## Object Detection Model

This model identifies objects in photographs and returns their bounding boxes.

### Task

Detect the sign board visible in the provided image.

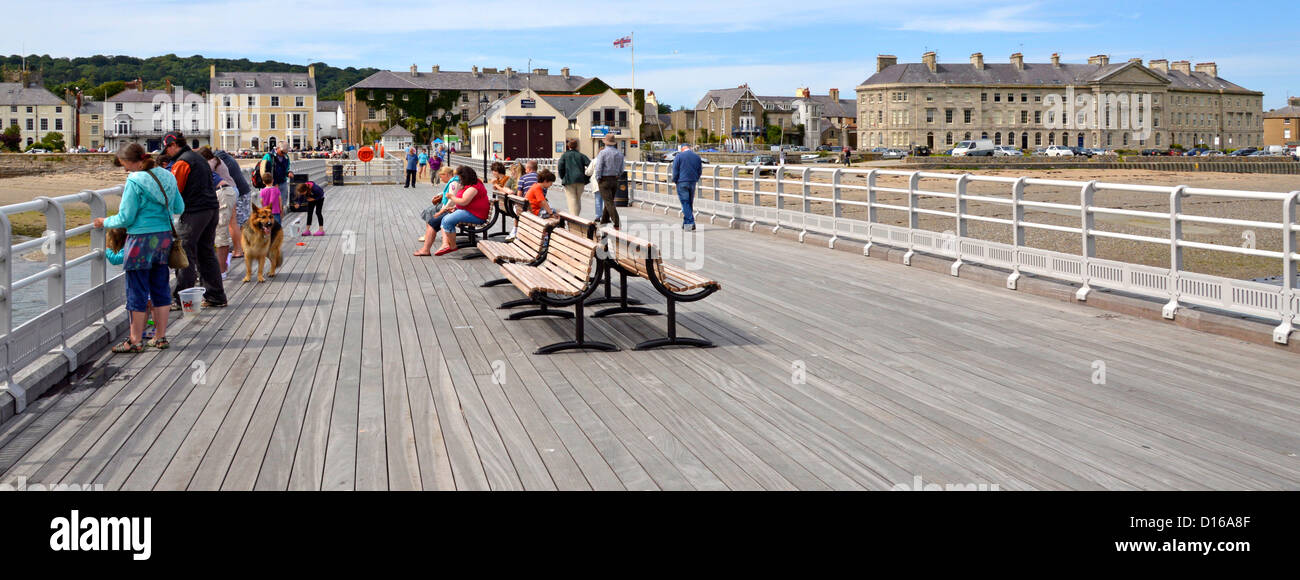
[630,140,639,148]
[521,99,536,109]
[591,125,610,138]
[555,141,564,153]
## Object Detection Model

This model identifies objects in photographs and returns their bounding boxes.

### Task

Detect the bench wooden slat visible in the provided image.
[500,227,598,298]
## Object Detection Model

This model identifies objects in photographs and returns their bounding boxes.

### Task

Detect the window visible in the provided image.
[219,80,234,88]
[295,80,308,88]
[1034,111,1042,124]
[618,110,628,128]
[40,118,47,130]
[1106,133,1113,146]
[1048,133,1055,145]
[192,102,198,111]
[55,118,62,130]
[291,113,303,129]
[26,106,32,113]
[172,103,179,113]
[1034,94,1041,103]
[368,109,376,120]
[994,132,1002,145]
[981,93,988,102]
[946,132,953,145]
[945,109,954,123]
[925,94,934,102]
[91,126,98,135]
[222,96,231,107]
[1035,132,1042,145]
[994,93,1001,102]
[981,132,988,139]
[270,114,277,129]
[926,109,935,124]
[271,96,280,107]
[296,96,304,107]
[1286,129,1293,140]
[115,103,123,112]
[460,93,468,103]
[1021,93,1028,103]
[964,132,971,140]
[401,93,409,102]
[55,106,62,113]
[1123,133,1129,146]
[963,109,972,124]
[245,80,255,88]
[191,119,199,131]
[274,80,284,88]
[1021,110,1029,124]
[171,119,179,130]
[248,96,256,107]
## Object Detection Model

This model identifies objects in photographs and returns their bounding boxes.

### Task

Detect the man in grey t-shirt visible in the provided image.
[588,134,625,229]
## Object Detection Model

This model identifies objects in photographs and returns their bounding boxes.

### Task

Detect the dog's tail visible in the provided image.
[273,249,283,269]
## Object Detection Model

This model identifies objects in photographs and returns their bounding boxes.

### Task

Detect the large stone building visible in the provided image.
[209,65,317,152]
[857,52,1264,151]
[105,84,209,151]
[1,71,73,150]
[1263,97,1300,147]
[344,65,606,147]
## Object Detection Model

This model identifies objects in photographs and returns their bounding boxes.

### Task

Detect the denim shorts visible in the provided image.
[126,264,172,312]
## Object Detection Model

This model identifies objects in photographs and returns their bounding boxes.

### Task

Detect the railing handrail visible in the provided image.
[625,161,1300,344]
[0,185,125,412]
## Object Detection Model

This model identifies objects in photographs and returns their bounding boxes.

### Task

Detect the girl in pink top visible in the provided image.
[259,185,283,224]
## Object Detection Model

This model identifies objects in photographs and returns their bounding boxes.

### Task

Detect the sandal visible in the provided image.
[112,340,145,354]
[434,246,458,256]
[147,337,170,350]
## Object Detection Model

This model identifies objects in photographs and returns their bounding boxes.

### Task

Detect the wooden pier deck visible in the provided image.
[1,184,1297,490]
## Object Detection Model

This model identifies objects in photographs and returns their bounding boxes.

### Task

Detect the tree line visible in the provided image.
[1,54,378,101]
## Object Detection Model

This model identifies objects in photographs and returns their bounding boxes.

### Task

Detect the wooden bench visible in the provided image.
[454,188,502,260]
[478,211,560,289]
[500,228,618,354]
[598,227,721,350]
[553,211,643,308]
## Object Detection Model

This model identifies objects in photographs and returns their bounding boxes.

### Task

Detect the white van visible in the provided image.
[952,138,995,157]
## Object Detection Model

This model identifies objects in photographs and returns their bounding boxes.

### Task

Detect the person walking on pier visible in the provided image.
[557,138,590,215]
[417,148,430,179]
[214,149,251,259]
[670,144,703,231]
[404,147,419,188]
[590,134,624,229]
[263,145,293,210]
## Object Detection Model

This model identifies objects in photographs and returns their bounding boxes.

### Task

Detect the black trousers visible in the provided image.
[305,197,325,226]
[174,208,227,305]
[405,170,417,187]
[597,175,620,229]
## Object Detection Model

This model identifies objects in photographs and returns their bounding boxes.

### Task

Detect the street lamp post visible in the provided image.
[480,95,490,177]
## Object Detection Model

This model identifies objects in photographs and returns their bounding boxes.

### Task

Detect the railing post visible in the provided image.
[38,197,74,373]
[0,211,19,412]
[1274,191,1298,344]
[727,164,738,229]
[951,174,969,276]
[864,169,878,256]
[1163,185,1185,319]
[750,164,762,232]
[709,164,720,225]
[903,172,920,265]
[1076,181,1097,300]
[829,169,842,249]
[1008,177,1027,289]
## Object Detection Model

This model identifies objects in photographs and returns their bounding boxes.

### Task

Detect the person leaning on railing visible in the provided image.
[92,143,186,353]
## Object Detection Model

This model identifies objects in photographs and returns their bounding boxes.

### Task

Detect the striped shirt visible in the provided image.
[516,172,538,196]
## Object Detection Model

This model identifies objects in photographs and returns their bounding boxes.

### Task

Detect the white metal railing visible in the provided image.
[450,154,556,171]
[0,186,125,411]
[626,161,1300,344]
[330,158,402,183]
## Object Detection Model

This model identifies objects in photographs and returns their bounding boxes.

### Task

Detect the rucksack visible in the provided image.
[251,160,267,188]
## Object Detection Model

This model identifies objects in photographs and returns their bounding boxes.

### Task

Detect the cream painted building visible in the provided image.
[209,65,317,152]
[1,79,73,150]
[468,88,641,160]
[857,52,1264,151]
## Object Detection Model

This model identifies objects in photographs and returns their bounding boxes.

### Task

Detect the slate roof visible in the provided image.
[349,69,589,93]
[539,94,596,119]
[107,88,203,103]
[1264,105,1300,119]
[0,82,68,106]
[381,124,413,137]
[695,87,755,110]
[859,60,1258,94]
[317,100,343,112]
[210,71,315,95]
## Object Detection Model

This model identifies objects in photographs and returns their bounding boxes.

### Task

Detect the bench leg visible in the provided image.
[594,270,659,317]
[481,277,511,287]
[507,301,574,320]
[588,267,644,307]
[499,297,537,309]
[633,298,714,350]
[536,299,619,354]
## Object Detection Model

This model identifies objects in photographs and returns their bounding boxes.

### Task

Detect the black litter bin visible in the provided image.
[331,164,344,186]
[615,171,630,207]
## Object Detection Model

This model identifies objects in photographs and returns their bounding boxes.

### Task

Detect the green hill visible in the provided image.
[0,54,378,100]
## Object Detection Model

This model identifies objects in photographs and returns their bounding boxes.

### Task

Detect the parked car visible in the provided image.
[745,155,778,175]
[870,147,888,154]
[1088,148,1110,156]
[25,148,49,154]
[800,153,820,161]
[1200,150,1224,157]
[993,146,1022,157]
[1069,147,1094,158]
[1139,148,1163,156]
[1229,147,1258,157]
[1044,145,1075,157]
[942,148,955,156]
[1030,147,1048,156]
[910,145,931,157]
[952,138,995,156]
[880,149,908,159]
[1184,147,1208,157]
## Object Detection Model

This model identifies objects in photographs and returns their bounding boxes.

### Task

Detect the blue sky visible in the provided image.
[12,0,1299,110]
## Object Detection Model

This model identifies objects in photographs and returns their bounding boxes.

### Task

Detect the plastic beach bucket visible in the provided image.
[179,287,205,314]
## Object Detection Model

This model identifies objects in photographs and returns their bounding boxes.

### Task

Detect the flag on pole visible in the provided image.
[613,36,632,48]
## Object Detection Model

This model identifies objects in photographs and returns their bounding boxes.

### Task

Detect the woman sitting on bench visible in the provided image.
[414,165,490,257]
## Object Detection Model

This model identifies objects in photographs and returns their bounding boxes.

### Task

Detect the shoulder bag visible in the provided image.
[144,168,190,269]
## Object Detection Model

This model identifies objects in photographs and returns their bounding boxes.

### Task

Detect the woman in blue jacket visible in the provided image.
[93,143,186,353]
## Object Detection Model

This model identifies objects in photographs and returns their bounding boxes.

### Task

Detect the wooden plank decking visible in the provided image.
[0,183,1297,490]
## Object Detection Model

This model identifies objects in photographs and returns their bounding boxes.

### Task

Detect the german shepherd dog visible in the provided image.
[242,205,283,282]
